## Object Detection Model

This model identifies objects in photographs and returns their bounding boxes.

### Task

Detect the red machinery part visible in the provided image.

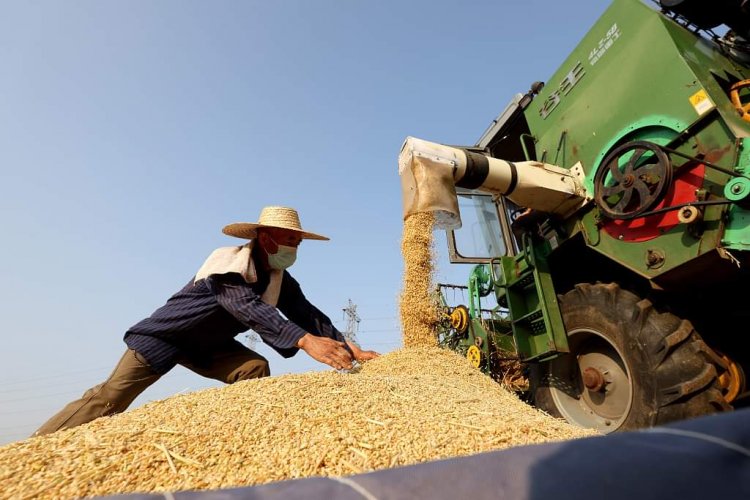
[602,162,706,242]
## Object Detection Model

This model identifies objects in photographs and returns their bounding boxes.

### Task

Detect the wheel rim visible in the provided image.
[466,345,482,368]
[450,305,470,334]
[548,328,634,432]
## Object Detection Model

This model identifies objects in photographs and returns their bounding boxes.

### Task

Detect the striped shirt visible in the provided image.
[124,261,345,374]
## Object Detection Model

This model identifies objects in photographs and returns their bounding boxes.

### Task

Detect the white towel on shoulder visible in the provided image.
[261,269,283,307]
[194,242,283,306]
[195,243,257,284]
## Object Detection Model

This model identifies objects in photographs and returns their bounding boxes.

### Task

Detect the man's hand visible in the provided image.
[296,334,354,370]
[346,341,380,362]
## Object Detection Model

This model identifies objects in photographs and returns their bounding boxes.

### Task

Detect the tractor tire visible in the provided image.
[532,282,730,433]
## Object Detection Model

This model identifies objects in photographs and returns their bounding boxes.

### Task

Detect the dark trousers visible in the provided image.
[33,342,269,436]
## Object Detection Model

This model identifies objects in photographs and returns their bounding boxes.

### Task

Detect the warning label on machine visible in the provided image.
[689,89,715,115]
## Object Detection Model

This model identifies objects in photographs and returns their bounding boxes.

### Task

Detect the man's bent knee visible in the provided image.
[231,358,270,383]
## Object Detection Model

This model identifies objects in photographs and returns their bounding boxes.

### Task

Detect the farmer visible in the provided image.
[34,206,379,436]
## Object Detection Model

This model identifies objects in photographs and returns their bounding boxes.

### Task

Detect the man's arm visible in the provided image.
[209,274,308,351]
[276,273,347,343]
[210,274,367,369]
[278,273,380,363]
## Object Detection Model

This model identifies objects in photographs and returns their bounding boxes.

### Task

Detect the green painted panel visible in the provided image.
[525,0,748,178]
[724,206,750,250]
[518,0,750,278]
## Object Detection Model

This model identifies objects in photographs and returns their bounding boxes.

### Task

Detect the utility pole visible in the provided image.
[244,331,260,350]
[342,299,361,344]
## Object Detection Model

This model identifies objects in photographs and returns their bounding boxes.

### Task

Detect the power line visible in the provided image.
[1,389,96,404]
[0,365,114,389]
[0,326,403,404]
[0,370,211,404]
[0,423,36,431]
[0,375,114,395]
[0,407,55,415]
[0,317,400,387]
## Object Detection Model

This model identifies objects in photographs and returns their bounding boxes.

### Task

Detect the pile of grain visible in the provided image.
[0,347,595,499]
[0,210,597,498]
[399,211,440,347]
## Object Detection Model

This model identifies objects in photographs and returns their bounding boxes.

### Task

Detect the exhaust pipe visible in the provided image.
[399,136,589,229]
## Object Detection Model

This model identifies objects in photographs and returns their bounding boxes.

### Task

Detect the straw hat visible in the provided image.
[222,206,329,241]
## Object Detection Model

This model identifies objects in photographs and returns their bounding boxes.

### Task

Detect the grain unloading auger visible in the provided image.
[399,0,750,433]
[399,137,590,227]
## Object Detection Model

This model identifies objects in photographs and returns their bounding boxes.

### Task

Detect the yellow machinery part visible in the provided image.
[718,353,746,404]
[450,306,470,334]
[729,79,750,123]
[466,345,482,368]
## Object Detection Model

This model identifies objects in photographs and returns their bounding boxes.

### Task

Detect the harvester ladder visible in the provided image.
[493,239,569,362]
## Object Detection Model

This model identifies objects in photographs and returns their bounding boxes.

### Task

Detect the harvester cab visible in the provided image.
[400,0,750,433]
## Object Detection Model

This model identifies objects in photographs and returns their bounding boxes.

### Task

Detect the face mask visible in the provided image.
[267,237,298,270]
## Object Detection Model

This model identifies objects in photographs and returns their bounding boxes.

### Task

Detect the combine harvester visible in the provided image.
[115,0,750,497]
[400,0,750,433]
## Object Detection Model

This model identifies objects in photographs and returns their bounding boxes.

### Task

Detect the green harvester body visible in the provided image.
[432,0,750,431]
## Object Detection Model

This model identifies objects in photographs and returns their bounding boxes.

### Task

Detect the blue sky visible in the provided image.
[0,0,615,444]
